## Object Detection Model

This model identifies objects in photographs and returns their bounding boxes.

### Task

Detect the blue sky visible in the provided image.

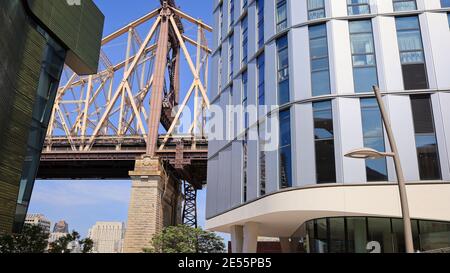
[29,180,208,238]
[29,0,218,240]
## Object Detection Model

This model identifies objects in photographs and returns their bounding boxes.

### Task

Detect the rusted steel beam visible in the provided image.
[146,8,171,156]
[173,49,180,104]
[101,9,161,45]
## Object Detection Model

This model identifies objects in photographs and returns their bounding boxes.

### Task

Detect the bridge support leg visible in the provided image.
[182,181,197,228]
[123,156,182,253]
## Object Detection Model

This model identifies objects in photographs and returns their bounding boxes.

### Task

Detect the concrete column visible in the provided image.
[243,222,259,253]
[280,237,291,253]
[123,156,181,253]
[230,225,244,253]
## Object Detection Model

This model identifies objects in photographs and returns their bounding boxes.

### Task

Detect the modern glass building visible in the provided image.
[206,0,450,253]
[0,0,104,234]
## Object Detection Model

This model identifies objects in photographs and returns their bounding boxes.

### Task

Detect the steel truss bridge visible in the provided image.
[37,0,211,228]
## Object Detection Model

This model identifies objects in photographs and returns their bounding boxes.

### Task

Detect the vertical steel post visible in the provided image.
[147,7,171,156]
[182,181,198,228]
[373,85,415,253]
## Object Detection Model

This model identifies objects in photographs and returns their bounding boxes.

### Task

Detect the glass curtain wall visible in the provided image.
[306,217,450,253]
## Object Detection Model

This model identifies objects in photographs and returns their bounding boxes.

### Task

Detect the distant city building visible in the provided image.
[53,220,69,233]
[24,214,51,233]
[48,232,69,244]
[88,222,125,253]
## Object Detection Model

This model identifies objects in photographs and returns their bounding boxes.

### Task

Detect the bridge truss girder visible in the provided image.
[46,2,211,159]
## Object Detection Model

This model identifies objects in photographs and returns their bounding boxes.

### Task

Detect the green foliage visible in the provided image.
[81,238,94,253]
[144,225,225,253]
[0,225,93,254]
[0,225,49,253]
[48,231,94,253]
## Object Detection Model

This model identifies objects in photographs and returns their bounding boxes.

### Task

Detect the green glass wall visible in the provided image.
[0,0,46,234]
[26,0,104,74]
[0,0,103,234]
[13,30,66,232]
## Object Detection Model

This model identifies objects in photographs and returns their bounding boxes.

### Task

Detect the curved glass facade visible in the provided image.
[206,1,450,249]
[305,217,450,253]
[207,0,450,216]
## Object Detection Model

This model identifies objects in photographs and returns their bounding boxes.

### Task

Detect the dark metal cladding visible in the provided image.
[0,0,43,234]
[25,0,105,75]
[0,0,104,234]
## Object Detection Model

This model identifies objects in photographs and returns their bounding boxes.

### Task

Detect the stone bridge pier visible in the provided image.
[123,156,182,253]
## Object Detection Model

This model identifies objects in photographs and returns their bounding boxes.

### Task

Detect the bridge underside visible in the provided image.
[38,137,207,189]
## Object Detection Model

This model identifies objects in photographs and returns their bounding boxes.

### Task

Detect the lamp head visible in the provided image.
[345,148,394,160]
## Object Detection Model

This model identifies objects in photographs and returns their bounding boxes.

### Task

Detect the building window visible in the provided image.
[442,0,450,8]
[447,13,450,28]
[219,3,223,43]
[393,0,417,11]
[228,86,234,140]
[218,49,223,91]
[308,0,326,20]
[279,109,292,189]
[313,101,336,183]
[347,0,371,15]
[276,0,288,32]
[277,35,290,105]
[243,133,248,202]
[242,71,249,129]
[229,35,234,82]
[259,125,266,196]
[230,0,235,28]
[349,20,378,93]
[257,53,265,106]
[257,0,265,48]
[329,218,346,253]
[410,95,442,181]
[361,98,388,182]
[395,16,428,90]
[241,15,248,66]
[306,217,450,253]
[309,24,331,96]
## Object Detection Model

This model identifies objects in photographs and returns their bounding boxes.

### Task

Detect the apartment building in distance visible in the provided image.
[24,214,51,234]
[88,222,125,253]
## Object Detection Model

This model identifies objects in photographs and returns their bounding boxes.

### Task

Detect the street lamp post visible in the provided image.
[345,86,415,253]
